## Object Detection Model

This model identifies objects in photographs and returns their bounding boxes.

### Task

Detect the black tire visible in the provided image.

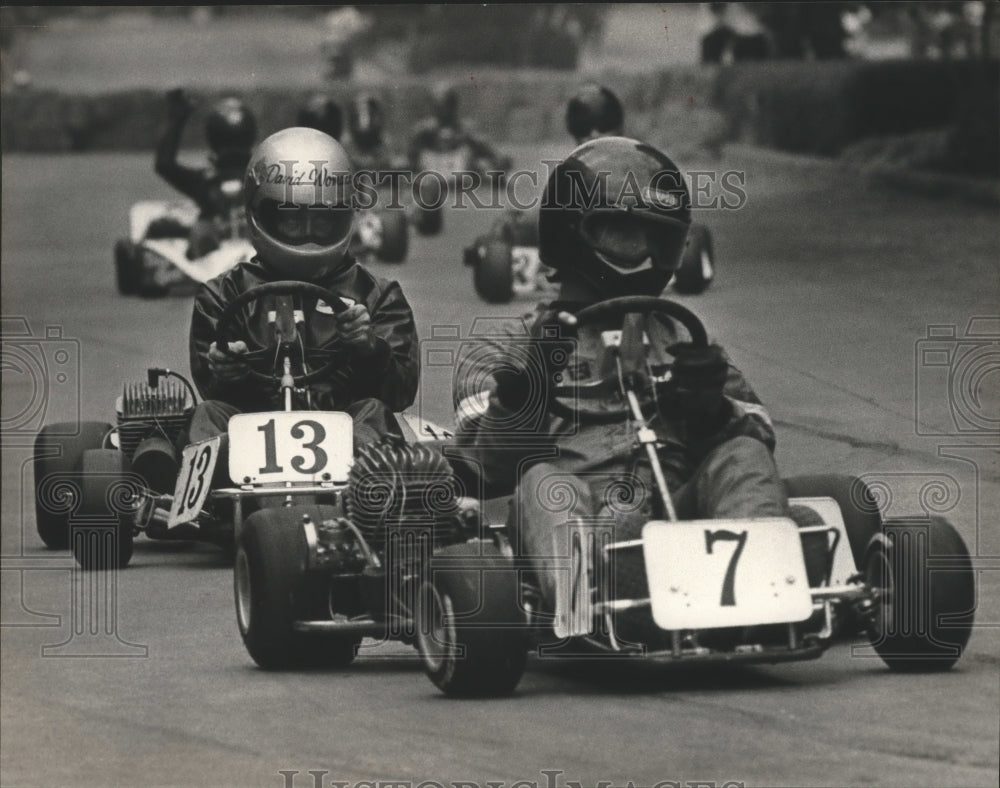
[375,209,409,263]
[114,239,140,295]
[235,505,360,670]
[473,240,514,304]
[72,449,135,570]
[416,541,527,697]
[414,205,444,236]
[672,223,715,295]
[864,516,974,672]
[136,249,168,299]
[33,422,113,550]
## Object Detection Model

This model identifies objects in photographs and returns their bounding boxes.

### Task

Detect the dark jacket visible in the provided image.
[452,301,775,496]
[190,256,419,413]
[154,116,245,220]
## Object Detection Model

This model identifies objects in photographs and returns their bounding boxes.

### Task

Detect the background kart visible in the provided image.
[411,296,975,697]
[411,134,513,238]
[113,191,254,298]
[463,214,717,303]
[351,202,410,265]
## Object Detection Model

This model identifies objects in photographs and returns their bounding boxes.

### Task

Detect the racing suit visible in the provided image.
[185,256,419,469]
[154,116,246,259]
[452,301,786,607]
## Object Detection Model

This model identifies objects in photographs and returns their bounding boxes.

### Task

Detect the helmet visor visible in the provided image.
[579,210,676,268]
[255,199,353,246]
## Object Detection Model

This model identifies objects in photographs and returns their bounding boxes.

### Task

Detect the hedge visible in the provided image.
[3,60,996,180]
[0,70,721,154]
[712,58,1000,164]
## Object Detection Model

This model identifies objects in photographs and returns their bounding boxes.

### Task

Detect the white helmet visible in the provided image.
[244,127,355,280]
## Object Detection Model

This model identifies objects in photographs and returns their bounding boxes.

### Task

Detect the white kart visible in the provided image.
[113,179,254,298]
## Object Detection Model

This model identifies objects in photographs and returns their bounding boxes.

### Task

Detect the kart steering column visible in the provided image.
[626,389,677,522]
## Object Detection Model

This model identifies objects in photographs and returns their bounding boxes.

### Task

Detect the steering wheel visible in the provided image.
[548,295,708,424]
[213,280,349,386]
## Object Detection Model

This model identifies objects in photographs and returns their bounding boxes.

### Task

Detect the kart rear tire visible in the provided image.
[416,541,527,697]
[376,209,409,263]
[414,205,444,237]
[114,239,140,295]
[34,422,113,550]
[474,240,514,304]
[864,516,974,672]
[72,449,135,570]
[235,505,360,670]
[672,223,715,295]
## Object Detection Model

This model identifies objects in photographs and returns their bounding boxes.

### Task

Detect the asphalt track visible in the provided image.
[2,149,998,787]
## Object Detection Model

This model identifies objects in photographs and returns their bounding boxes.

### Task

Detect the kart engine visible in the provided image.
[344,438,462,555]
[116,381,194,493]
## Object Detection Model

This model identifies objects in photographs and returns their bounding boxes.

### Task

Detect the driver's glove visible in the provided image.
[495,310,577,412]
[335,304,380,358]
[208,340,250,382]
[661,342,730,428]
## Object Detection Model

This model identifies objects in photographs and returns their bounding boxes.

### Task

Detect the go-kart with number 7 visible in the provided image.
[413,296,976,697]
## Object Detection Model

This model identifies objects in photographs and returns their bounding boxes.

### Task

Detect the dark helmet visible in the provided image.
[298,94,344,141]
[348,93,385,151]
[538,137,691,297]
[205,97,257,159]
[430,82,459,127]
[565,84,624,143]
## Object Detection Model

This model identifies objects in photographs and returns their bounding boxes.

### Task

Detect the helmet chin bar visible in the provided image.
[593,250,656,275]
[580,254,673,298]
[248,212,354,281]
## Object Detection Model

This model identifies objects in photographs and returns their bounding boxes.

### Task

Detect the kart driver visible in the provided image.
[185,127,419,468]
[565,82,625,144]
[155,89,257,259]
[407,82,511,175]
[298,94,344,141]
[346,92,392,171]
[452,137,785,609]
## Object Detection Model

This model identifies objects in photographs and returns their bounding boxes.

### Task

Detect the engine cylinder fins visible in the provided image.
[117,380,195,461]
[344,438,462,552]
[121,380,191,419]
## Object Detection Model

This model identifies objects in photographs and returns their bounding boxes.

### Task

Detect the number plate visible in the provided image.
[553,521,602,639]
[642,518,813,630]
[228,412,353,485]
[167,437,222,528]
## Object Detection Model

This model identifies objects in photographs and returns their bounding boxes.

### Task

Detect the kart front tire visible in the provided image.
[72,449,135,570]
[235,506,359,670]
[672,223,715,295]
[473,240,514,304]
[114,239,140,295]
[416,541,527,697]
[376,209,409,263]
[864,516,974,672]
[33,422,113,551]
